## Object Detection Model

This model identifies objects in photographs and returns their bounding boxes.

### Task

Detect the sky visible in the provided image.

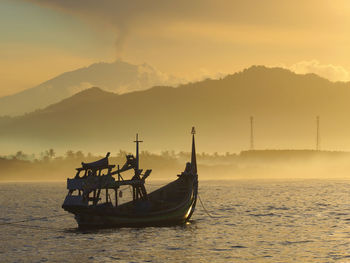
[1,0,350,97]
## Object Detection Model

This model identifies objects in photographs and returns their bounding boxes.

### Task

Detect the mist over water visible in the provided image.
[1,180,350,262]
[3,149,350,181]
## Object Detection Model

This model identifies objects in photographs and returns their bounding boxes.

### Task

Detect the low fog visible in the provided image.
[1,150,350,182]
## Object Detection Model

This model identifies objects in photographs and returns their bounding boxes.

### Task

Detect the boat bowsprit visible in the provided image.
[62,128,198,228]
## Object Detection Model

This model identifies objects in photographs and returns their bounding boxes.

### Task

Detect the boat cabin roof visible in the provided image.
[76,164,116,172]
[76,155,115,171]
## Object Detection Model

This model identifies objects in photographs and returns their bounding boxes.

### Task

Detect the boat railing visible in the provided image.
[67,176,146,190]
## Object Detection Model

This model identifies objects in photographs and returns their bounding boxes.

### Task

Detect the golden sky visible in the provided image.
[1,0,350,97]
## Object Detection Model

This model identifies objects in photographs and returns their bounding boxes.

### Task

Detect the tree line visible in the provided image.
[1,149,238,163]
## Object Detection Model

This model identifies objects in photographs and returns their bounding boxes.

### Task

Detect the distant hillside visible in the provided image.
[0,60,179,116]
[1,65,350,154]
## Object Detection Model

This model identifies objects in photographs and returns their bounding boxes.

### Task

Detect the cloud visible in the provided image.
[17,0,350,84]
[20,0,216,58]
[289,60,350,82]
[20,0,334,58]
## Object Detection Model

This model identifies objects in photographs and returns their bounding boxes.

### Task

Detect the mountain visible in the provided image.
[1,65,350,154]
[0,60,179,116]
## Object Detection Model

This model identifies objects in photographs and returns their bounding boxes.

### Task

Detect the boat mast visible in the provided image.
[132,133,148,202]
[191,127,197,174]
[134,133,143,172]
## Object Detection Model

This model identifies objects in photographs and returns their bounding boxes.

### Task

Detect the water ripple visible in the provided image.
[1,180,349,262]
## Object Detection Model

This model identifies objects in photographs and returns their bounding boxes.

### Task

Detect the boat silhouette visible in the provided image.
[62,128,198,228]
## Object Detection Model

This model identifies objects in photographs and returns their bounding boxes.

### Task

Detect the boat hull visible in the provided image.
[64,174,198,228]
[75,195,195,228]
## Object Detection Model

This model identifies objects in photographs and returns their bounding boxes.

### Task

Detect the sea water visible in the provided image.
[1,180,350,262]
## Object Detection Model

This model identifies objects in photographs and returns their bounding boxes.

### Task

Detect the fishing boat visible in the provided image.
[62,128,198,228]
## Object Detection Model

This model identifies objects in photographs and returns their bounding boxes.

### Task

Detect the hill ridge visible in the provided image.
[0,60,178,116]
[1,65,350,154]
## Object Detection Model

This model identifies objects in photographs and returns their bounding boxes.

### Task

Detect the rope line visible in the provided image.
[198,193,218,218]
[2,223,65,231]
[0,213,69,226]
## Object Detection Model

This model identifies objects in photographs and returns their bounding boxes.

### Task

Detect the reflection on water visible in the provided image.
[1,180,350,262]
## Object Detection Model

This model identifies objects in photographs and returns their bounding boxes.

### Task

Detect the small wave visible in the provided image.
[231,245,247,248]
[108,257,122,260]
[267,205,289,210]
[166,247,184,251]
[211,248,232,251]
[250,213,278,217]
[0,217,12,222]
[316,203,329,207]
[54,236,65,239]
[281,240,313,246]
[335,213,348,216]
[218,207,236,212]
